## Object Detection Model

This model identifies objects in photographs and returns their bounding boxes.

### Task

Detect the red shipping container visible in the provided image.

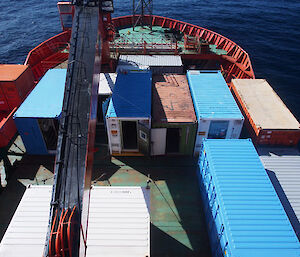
[231,79,300,146]
[0,108,17,148]
[0,65,34,111]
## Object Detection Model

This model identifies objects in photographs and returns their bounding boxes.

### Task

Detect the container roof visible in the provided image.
[106,71,152,118]
[152,74,196,124]
[187,70,243,120]
[232,79,300,129]
[258,146,300,234]
[0,64,29,81]
[14,69,66,118]
[201,139,300,256]
[0,186,52,256]
[98,73,117,95]
[119,55,182,67]
[86,186,150,257]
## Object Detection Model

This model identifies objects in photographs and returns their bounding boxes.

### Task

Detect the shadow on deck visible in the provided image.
[92,150,212,256]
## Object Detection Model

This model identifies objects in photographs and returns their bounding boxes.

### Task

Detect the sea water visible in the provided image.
[0,0,299,118]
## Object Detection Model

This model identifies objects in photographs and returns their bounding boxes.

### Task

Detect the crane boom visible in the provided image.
[44,1,102,256]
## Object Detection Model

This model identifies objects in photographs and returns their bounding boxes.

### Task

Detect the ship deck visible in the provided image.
[0,131,212,256]
[92,128,212,256]
[112,25,227,56]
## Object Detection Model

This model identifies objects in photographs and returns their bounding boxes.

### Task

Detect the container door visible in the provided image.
[122,121,138,150]
[166,128,181,154]
[151,128,167,155]
[137,122,150,155]
[107,118,121,153]
[14,118,48,155]
[38,119,59,153]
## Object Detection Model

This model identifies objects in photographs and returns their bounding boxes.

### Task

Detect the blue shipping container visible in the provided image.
[186,70,243,120]
[106,70,152,118]
[186,70,244,155]
[198,139,300,257]
[14,69,66,154]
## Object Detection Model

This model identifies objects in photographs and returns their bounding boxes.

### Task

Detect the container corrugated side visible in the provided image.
[86,186,150,257]
[231,79,300,146]
[258,146,300,237]
[118,55,183,74]
[0,65,34,111]
[197,139,300,257]
[0,186,52,256]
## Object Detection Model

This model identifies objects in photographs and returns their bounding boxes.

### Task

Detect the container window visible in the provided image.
[140,130,147,142]
[208,121,229,139]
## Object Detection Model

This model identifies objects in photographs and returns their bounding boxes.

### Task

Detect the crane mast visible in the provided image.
[44,1,113,256]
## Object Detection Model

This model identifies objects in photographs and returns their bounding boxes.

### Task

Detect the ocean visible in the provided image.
[0,0,299,119]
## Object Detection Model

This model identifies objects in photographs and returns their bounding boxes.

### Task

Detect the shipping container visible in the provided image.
[187,70,244,155]
[0,109,17,148]
[97,73,117,124]
[0,185,150,257]
[151,74,197,155]
[86,186,150,257]
[106,70,152,156]
[258,146,300,237]
[0,64,34,111]
[231,79,300,146]
[0,185,52,256]
[13,69,66,155]
[118,55,183,74]
[198,139,300,257]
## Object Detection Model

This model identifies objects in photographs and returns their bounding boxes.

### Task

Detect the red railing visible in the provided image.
[112,15,255,80]
[24,30,71,81]
[24,13,254,82]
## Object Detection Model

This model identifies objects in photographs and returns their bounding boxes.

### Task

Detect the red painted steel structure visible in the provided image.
[112,15,255,81]
[25,8,254,84]
[25,30,71,81]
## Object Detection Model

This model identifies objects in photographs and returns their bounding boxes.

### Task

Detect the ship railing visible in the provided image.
[112,15,255,80]
[110,34,178,54]
[25,30,71,81]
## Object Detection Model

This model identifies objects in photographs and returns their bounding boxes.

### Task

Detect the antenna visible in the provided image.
[132,0,153,30]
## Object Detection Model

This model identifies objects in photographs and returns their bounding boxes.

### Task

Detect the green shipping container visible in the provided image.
[151,74,197,155]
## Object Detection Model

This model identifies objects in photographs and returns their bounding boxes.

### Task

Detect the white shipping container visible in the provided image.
[86,186,150,257]
[0,185,52,257]
[194,118,244,155]
[186,70,244,156]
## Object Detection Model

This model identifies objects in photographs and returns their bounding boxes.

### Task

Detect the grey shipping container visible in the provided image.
[118,55,183,74]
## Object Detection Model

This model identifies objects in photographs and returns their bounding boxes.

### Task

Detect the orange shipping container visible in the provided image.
[231,79,300,146]
[0,65,34,111]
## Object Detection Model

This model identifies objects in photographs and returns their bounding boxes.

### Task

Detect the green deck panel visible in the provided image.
[116,26,182,45]
[114,25,227,56]
[93,132,212,257]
